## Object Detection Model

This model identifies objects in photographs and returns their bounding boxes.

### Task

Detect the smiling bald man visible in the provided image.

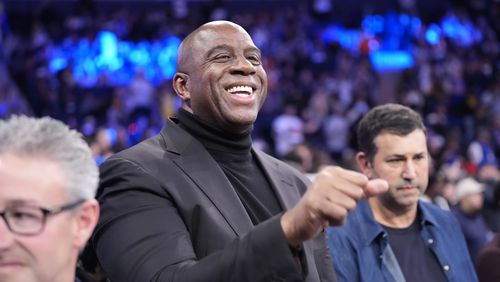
[91,21,387,282]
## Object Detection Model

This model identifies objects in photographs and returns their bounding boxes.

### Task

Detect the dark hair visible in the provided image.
[357,103,425,162]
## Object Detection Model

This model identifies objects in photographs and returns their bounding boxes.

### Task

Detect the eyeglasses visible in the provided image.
[0,199,85,236]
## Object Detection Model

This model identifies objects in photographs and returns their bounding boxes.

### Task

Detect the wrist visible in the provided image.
[280,211,300,246]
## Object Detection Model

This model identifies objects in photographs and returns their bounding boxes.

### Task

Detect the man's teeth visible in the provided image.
[227,86,253,95]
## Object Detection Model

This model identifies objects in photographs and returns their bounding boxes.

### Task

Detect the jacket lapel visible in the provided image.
[160,119,254,237]
[253,149,302,211]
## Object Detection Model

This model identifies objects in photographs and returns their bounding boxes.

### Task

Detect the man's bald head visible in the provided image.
[176,21,251,73]
[171,20,268,134]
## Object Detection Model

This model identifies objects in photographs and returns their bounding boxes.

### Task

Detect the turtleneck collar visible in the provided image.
[176,108,253,158]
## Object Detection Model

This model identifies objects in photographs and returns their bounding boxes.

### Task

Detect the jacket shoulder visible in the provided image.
[111,134,165,162]
[419,200,459,226]
[253,148,312,186]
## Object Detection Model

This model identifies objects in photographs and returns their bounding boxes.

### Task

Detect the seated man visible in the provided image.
[327,104,477,282]
[0,116,99,282]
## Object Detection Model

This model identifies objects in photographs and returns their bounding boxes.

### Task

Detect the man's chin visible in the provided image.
[0,271,35,282]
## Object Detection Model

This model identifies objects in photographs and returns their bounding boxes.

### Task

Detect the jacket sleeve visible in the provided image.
[312,229,338,282]
[92,157,306,282]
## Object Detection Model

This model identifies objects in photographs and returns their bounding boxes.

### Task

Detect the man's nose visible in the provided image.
[402,160,417,180]
[230,56,256,75]
[0,216,15,250]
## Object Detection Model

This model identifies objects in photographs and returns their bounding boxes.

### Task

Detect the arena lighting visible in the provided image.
[440,14,482,47]
[322,25,362,51]
[425,24,441,45]
[369,50,414,71]
[48,30,181,86]
[46,11,483,85]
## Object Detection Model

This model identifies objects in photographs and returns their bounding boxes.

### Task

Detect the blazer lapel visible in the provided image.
[253,149,302,211]
[161,119,253,237]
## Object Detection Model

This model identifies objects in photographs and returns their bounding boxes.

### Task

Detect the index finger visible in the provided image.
[327,166,369,187]
[364,178,389,198]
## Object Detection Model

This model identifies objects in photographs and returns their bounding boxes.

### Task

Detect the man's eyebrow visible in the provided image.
[5,199,38,207]
[206,44,233,57]
[245,46,261,55]
[386,154,406,159]
[385,151,426,159]
[205,44,261,57]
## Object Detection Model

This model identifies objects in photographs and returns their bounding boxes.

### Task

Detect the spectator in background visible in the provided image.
[271,103,304,157]
[476,164,500,232]
[89,127,116,165]
[327,103,477,282]
[282,143,315,175]
[482,180,500,233]
[468,127,498,170]
[422,170,455,211]
[323,100,349,164]
[476,234,500,282]
[452,177,495,261]
[126,69,155,121]
[0,116,99,282]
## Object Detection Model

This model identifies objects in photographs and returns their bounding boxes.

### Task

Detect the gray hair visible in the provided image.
[0,115,98,200]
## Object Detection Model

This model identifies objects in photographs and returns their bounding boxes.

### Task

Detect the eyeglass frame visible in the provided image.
[0,199,86,236]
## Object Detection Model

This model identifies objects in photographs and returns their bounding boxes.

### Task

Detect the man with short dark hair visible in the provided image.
[327,104,477,282]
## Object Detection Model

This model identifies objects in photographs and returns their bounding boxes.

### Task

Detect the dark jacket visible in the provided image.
[92,118,336,282]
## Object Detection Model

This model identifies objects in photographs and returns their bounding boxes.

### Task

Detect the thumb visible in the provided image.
[364,178,389,198]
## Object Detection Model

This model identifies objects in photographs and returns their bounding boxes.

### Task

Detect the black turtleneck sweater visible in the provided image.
[177,108,282,224]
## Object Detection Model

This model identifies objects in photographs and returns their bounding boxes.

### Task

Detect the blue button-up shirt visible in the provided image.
[327,200,478,282]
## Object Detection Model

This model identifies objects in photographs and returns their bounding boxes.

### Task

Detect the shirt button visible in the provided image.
[443,265,450,271]
[428,238,434,244]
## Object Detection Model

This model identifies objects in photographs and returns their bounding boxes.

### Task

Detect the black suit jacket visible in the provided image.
[92,118,336,281]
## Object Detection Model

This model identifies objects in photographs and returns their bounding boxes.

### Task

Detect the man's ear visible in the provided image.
[355,152,374,178]
[173,72,190,102]
[73,199,99,249]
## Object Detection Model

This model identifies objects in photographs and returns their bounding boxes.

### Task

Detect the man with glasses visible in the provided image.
[0,116,99,282]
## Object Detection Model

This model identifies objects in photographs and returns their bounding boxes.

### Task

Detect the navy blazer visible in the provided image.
[92,117,336,282]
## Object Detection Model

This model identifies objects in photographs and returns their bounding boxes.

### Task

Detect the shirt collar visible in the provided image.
[417,200,439,226]
[358,199,436,247]
[357,200,385,247]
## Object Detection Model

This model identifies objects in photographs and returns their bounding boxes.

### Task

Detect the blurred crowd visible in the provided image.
[0,0,499,264]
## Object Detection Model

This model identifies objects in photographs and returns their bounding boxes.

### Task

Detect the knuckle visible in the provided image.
[352,187,364,200]
[345,199,357,211]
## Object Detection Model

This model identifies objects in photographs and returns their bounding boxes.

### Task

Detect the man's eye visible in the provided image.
[214,54,231,60]
[247,55,261,64]
[10,211,41,221]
